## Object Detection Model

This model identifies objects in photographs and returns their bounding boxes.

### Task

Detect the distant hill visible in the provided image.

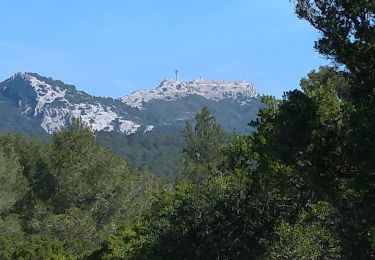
[0,72,264,177]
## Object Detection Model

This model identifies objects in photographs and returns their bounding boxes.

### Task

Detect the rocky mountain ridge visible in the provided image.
[122,77,257,109]
[0,72,262,136]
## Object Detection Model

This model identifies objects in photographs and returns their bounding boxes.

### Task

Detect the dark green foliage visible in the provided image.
[13,235,69,260]
[0,143,27,215]
[0,118,164,258]
[255,68,353,200]
[295,2,375,257]
[96,175,274,259]
[252,67,373,257]
[295,0,375,185]
[0,95,47,138]
[179,107,226,182]
[265,202,342,259]
[295,1,375,97]
[97,131,185,179]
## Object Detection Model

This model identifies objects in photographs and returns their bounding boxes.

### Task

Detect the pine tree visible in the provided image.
[179,107,225,182]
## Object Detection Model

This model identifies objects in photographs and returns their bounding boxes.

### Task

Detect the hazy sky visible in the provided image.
[0,0,327,98]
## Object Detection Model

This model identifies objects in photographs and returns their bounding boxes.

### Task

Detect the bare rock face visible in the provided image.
[122,78,258,109]
[1,72,141,134]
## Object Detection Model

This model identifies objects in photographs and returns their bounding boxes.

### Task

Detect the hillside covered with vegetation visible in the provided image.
[0,1,374,259]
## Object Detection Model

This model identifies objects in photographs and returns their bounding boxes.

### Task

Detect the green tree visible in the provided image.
[265,202,342,259]
[295,2,375,257]
[15,235,69,260]
[43,118,156,255]
[0,137,29,259]
[95,174,275,259]
[295,0,375,94]
[0,142,27,215]
[179,107,226,182]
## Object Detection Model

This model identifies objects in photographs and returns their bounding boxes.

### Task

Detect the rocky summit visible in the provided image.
[122,78,258,109]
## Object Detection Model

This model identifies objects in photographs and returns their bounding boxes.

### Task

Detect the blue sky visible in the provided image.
[0,0,327,98]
